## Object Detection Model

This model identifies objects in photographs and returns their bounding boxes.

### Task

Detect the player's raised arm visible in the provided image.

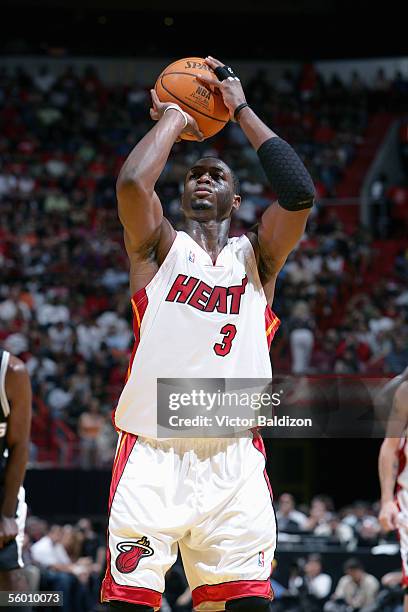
[117,90,204,254]
[200,57,315,278]
[0,357,31,548]
[378,382,408,532]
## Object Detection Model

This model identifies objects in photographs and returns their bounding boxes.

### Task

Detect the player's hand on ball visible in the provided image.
[379,500,399,532]
[149,89,204,141]
[197,56,247,121]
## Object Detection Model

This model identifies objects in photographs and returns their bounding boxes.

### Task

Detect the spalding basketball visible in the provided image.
[155,57,230,141]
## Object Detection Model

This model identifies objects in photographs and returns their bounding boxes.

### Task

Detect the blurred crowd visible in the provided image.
[270,492,404,611]
[276,493,384,550]
[0,62,407,465]
[23,493,404,612]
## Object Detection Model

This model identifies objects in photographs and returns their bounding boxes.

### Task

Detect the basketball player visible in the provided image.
[101,56,315,612]
[0,347,32,600]
[379,367,408,612]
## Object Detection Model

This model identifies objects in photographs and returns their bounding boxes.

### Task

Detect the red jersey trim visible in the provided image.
[111,288,149,432]
[265,305,280,350]
[101,432,142,604]
[252,430,274,501]
[192,579,273,607]
[101,582,161,608]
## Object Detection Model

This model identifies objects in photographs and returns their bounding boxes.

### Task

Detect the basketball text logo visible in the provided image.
[185,61,211,71]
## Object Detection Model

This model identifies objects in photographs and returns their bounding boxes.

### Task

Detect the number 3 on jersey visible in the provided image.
[213,324,237,356]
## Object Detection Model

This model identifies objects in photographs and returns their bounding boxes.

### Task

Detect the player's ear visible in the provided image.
[232,194,241,210]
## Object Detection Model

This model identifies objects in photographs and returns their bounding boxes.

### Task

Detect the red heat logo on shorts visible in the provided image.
[115,537,154,574]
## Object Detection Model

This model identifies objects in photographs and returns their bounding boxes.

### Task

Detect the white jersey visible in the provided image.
[114,231,280,438]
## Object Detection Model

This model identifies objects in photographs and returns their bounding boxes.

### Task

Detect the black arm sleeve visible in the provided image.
[257,137,315,211]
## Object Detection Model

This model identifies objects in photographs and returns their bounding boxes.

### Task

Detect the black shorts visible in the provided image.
[0,540,21,571]
[0,487,26,572]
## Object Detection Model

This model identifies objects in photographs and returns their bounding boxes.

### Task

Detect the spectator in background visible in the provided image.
[369,172,389,237]
[289,301,315,374]
[304,553,332,601]
[375,570,405,612]
[304,495,334,534]
[77,398,105,468]
[372,68,391,111]
[349,70,366,98]
[385,334,408,374]
[33,65,56,94]
[325,558,379,611]
[30,524,86,612]
[75,518,106,609]
[276,492,308,532]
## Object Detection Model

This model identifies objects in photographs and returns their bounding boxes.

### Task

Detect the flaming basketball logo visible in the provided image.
[115,537,154,574]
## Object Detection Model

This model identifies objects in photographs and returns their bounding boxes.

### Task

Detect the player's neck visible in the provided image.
[184,218,230,262]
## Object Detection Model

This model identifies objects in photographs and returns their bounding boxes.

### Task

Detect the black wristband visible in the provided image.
[257,137,315,211]
[234,103,249,121]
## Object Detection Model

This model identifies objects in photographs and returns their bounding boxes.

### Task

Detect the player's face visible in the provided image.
[181,158,240,221]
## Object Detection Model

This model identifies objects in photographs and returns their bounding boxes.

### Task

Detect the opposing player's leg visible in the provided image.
[101,434,191,611]
[0,568,31,612]
[0,488,30,612]
[180,434,276,612]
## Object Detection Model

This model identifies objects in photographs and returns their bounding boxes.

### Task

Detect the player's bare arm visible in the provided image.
[379,381,408,532]
[0,356,31,549]
[199,56,315,303]
[117,91,204,294]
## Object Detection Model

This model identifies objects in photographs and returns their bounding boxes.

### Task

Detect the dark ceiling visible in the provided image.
[2,1,404,60]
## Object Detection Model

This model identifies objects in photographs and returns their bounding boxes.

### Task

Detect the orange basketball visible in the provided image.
[154,57,230,141]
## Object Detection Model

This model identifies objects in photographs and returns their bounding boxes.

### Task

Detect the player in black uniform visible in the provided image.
[0,348,32,596]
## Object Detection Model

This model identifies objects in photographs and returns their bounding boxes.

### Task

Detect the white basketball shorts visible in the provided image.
[0,486,26,571]
[101,431,276,611]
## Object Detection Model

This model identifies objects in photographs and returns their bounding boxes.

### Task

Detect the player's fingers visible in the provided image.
[379,514,390,531]
[196,75,220,89]
[150,89,160,107]
[184,125,204,141]
[205,56,223,67]
[187,116,204,139]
